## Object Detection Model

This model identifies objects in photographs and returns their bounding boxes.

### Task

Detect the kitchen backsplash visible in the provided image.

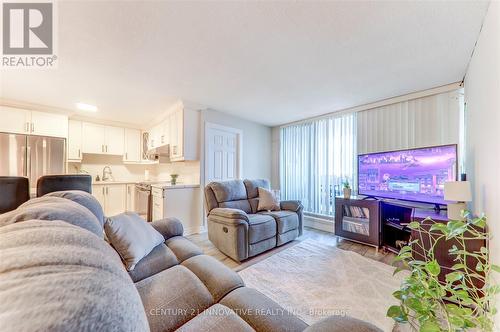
[68,154,200,184]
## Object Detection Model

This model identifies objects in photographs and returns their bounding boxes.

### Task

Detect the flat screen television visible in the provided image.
[357,144,457,205]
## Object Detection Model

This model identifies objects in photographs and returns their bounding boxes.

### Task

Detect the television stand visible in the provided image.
[361,195,379,201]
[433,203,447,213]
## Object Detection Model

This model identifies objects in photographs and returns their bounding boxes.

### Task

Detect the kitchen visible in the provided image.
[0,101,204,235]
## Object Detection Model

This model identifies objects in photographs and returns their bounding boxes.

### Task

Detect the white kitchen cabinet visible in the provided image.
[150,186,202,234]
[126,184,135,212]
[82,122,124,156]
[0,106,30,134]
[92,183,127,216]
[0,106,68,138]
[67,120,82,161]
[104,126,124,155]
[92,185,106,208]
[106,184,127,216]
[169,107,198,161]
[82,123,106,154]
[30,111,68,138]
[124,128,141,162]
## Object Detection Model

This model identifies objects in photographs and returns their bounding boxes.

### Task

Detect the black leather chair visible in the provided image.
[0,176,30,214]
[37,174,92,197]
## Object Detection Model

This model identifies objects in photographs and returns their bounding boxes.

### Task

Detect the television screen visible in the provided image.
[357,144,457,204]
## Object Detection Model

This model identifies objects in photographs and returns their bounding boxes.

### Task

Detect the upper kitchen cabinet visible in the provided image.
[124,128,141,162]
[82,122,106,154]
[0,106,30,134]
[0,106,68,138]
[30,111,68,138]
[82,122,124,155]
[67,120,83,161]
[105,126,125,155]
[169,107,199,161]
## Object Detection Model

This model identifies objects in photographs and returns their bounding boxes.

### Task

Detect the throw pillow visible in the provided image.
[257,187,281,211]
[104,212,165,271]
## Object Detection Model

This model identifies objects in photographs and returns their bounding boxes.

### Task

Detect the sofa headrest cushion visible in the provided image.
[0,220,149,332]
[0,196,102,237]
[244,179,270,199]
[45,190,105,227]
[208,180,247,203]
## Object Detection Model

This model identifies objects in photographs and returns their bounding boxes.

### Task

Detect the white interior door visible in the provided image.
[205,123,242,183]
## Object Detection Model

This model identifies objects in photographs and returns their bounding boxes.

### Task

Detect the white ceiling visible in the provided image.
[0,1,489,127]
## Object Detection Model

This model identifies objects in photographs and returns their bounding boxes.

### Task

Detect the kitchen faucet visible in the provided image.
[102,165,114,181]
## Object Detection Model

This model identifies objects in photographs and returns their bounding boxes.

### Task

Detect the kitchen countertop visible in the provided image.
[92,180,200,189]
[150,183,200,189]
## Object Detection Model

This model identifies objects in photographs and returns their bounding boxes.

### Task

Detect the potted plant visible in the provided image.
[342,178,351,199]
[387,212,499,331]
[170,174,179,185]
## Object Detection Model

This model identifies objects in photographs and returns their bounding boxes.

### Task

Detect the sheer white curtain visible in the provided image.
[280,113,356,216]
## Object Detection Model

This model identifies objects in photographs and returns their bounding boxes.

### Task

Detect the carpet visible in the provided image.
[238,239,406,332]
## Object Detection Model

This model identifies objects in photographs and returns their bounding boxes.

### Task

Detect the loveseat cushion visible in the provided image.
[0,220,148,332]
[176,304,254,332]
[0,196,103,237]
[220,287,307,332]
[244,179,270,199]
[259,210,299,234]
[136,265,213,332]
[219,199,252,213]
[182,255,245,302]
[209,179,247,203]
[166,236,203,262]
[128,243,179,282]
[247,214,277,244]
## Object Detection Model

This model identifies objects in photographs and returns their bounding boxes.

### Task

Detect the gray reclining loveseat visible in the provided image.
[205,179,303,261]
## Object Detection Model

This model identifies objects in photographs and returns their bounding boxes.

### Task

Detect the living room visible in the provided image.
[1,1,499,332]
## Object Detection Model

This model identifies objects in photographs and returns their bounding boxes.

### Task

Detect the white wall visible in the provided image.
[464,1,500,325]
[200,109,272,183]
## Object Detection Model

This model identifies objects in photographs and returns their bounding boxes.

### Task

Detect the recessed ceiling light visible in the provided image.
[76,102,98,112]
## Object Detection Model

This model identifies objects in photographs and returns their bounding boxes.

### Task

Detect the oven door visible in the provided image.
[135,185,152,222]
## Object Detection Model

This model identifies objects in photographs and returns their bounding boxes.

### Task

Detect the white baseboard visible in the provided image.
[304,215,334,233]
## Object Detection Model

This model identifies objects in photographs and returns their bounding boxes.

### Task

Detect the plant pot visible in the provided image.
[343,188,351,199]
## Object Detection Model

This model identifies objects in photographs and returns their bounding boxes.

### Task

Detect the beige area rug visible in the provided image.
[238,239,407,332]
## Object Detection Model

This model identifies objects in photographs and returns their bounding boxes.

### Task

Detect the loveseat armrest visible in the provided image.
[210,208,249,222]
[151,217,184,240]
[280,200,303,212]
[304,316,382,332]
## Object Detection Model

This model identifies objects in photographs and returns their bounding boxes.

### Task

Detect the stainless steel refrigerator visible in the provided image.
[0,133,66,194]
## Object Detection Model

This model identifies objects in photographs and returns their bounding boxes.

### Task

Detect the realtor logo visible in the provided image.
[2,1,57,68]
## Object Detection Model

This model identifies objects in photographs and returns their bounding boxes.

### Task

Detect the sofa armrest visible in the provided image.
[280,200,303,212]
[210,208,249,222]
[151,217,184,240]
[304,316,382,332]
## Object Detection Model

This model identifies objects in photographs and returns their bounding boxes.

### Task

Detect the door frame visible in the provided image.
[203,122,243,185]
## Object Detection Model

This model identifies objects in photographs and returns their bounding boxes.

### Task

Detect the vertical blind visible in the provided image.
[357,90,460,154]
[280,113,356,216]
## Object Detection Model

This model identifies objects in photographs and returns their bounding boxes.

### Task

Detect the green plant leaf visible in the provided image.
[429,223,448,234]
[445,272,463,283]
[446,220,468,238]
[425,260,441,276]
[492,264,500,273]
[420,320,441,332]
[408,221,420,229]
[451,263,465,270]
[387,305,407,323]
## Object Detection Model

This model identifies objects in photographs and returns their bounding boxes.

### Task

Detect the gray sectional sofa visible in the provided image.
[0,190,381,332]
[205,179,303,261]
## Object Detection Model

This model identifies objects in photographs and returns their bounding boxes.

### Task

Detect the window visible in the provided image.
[280,113,356,216]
